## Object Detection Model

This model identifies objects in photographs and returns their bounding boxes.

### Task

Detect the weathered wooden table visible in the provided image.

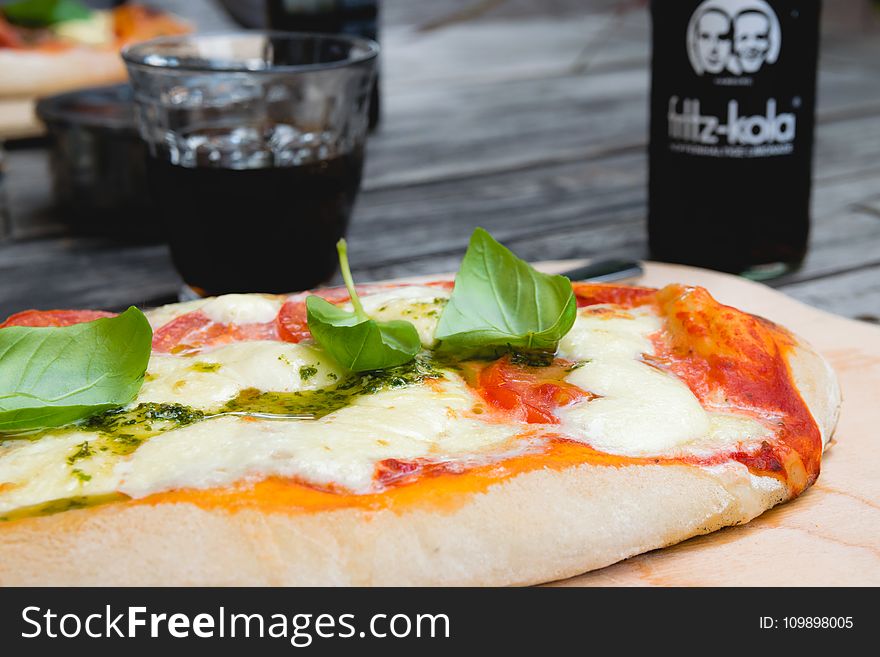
[2,0,880,321]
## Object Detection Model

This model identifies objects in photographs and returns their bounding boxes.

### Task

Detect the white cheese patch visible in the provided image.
[560,360,711,456]
[558,305,661,361]
[556,305,771,457]
[0,433,118,515]
[345,286,451,347]
[138,342,343,408]
[120,375,518,497]
[200,294,282,325]
[146,299,207,331]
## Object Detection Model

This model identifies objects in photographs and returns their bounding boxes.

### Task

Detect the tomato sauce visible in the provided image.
[465,355,590,424]
[649,284,821,493]
[0,309,115,328]
[151,311,281,354]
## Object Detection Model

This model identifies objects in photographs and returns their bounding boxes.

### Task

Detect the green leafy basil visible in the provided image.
[307,240,421,372]
[0,307,152,433]
[2,0,91,26]
[434,227,576,354]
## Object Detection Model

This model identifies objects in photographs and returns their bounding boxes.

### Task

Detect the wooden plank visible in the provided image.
[3,143,880,318]
[383,0,627,31]
[373,52,880,188]
[779,264,880,323]
[0,238,179,314]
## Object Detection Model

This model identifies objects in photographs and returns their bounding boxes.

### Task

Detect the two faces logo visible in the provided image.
[687,0,781,76]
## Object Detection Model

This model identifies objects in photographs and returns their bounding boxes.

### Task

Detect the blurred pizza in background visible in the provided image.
[0,0,190,138]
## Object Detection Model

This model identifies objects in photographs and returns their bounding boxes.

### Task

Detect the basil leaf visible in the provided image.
[2,0,92,26]
[306,297,421,372]
[0,307,152,433]
[435,227,577,353]
[306,240,421,373]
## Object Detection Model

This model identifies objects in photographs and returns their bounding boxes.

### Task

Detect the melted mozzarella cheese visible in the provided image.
[556,305,770,457]
[121,375,517,496]
[138,342,343,408]
[561,360,711,455]
[0,432,118,515]
[558,305,661,361]
[0,375,521,512]
[201,294,282,325]
[347,286,451,347]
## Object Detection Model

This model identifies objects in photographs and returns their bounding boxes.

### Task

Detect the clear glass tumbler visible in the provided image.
[123,32,378,296]
[0,141,10,241]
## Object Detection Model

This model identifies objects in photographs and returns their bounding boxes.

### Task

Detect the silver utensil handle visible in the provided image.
[559,259,643,283]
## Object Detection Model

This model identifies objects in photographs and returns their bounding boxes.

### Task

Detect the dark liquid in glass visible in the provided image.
[147,151,364,296]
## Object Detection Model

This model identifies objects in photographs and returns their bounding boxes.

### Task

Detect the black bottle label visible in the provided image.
[649,0,821,274]
[658,0,815,159]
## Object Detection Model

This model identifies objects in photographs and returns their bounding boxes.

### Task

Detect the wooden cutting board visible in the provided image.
[529,261,880,587]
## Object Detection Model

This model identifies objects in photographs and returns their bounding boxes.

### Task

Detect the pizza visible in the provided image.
[0,233,839,586]
[0,2,188,137]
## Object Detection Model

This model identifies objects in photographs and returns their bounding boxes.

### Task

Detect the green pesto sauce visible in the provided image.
[0,493,127,522]
[223,355,444,420]
[299,365,318,381]
[66,440,94,465]
[189,362,222,373]
[70,468,92,483]
[508,350,557,368]
[81,402,206,456]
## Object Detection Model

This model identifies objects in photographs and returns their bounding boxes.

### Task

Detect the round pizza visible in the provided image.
[0,2,188,137]
[0,230,839,585]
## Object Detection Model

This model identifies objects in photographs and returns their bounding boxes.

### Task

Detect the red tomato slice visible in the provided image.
[374,458,460,487]
[277,287,353,344]
[476,356,588,424]
[425,280,455,291]
[0,309,116,329]
[152,311,281,354]
[572,283,655,309]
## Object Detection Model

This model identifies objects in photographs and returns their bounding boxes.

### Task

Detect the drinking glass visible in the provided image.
[0,141,10,241]
[123,32,378,296]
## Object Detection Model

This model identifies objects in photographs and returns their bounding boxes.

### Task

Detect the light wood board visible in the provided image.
[534,261,880,587]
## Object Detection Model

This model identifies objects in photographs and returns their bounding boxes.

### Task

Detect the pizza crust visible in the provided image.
[0,49,127,99]
[0,333,838,586]
[787,340,841,449]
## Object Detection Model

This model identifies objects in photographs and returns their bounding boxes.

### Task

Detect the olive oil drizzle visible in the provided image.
[0,355,447,521]
[82,402,207,456]
[221,354,444,420]
[0,494,128,522]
